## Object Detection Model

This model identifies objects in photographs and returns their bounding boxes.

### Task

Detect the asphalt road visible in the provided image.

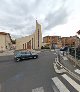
[0,51,80,92]
[0,51,58,92]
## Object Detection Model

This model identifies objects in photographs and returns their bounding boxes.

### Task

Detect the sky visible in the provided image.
[0,0,80,39]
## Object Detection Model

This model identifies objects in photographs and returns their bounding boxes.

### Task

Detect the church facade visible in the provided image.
[16,20,42,50]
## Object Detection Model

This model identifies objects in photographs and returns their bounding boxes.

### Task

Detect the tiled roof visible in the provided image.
[0,32,8,35]
[0,32,12,42]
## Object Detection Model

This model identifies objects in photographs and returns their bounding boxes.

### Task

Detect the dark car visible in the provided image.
[14,51,38,62]
[60,46,68,51]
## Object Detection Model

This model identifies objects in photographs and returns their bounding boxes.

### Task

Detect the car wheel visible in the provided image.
[16,58,21,62]
[34,56,37,59]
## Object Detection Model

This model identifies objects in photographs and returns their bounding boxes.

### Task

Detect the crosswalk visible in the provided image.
[62,74,80,92]
[52,77,70,92]
[75,69,80,75]
[52,74,80,92]
[32,73,80,92]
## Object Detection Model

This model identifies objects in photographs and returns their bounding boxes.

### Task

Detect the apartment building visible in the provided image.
[61,36,80,47]
[43,36,62,48]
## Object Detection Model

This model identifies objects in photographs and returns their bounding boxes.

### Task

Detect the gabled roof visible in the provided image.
[0,32,8,35]
[0,32,12,42]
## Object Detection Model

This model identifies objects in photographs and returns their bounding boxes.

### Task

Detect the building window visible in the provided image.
[26,43,27,49]
[32,38,33,49]
[27,40,31,49]
[6,46,7,49]
[25,43,26,49]
[34,35,35,49]
[23,44,24,49]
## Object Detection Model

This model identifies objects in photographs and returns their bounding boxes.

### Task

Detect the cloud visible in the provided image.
[44,0,69,30]
[0,0,80,38]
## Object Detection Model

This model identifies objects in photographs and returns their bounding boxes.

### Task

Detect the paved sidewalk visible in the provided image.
[59,54,80,77]
[0,50,41,57]
[0,50,14,56]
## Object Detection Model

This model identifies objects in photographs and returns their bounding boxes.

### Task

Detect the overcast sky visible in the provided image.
[0,0,80,38]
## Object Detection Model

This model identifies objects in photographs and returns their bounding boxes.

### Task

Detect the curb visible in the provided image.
[53,63,66,74]
[55,59,80,81]
[53,58,66,74]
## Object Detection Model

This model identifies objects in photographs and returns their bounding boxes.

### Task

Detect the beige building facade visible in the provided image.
[0,32,12,51]
[43,36,62,48]
[16,20,42,50]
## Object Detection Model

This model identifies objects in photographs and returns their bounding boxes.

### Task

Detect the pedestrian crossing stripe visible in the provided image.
[52,74,80,92]
[62,74,80,92]
[75,69,80,74]
[52,77,70,92]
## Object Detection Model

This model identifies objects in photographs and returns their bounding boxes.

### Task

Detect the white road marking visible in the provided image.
[54,53,57,55]
[51,50,54,51]
[63,57,68,60]
[52,77,70,92]
[32,87,44,92]
[0,84,1,91]
[62,74,80,92]
[75,69,80,74]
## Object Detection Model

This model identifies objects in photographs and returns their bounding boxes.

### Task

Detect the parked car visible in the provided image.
[60,46,68,51]
[14,51,38,62]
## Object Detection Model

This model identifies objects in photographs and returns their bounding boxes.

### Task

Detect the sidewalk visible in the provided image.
[0,50,14,56]
[59,53,80,77]
[0,50,41,57]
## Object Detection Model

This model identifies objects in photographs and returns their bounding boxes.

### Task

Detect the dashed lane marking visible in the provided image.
[32,87,44,92]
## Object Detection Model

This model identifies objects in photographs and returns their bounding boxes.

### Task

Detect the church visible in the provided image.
[16,20,42,50]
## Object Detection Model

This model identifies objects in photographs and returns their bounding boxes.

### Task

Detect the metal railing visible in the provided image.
[69,47,80,60]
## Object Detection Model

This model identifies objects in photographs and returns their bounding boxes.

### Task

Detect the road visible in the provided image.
[0,50,80,92]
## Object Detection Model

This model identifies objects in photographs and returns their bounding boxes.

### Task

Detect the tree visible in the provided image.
[77,30,80,35]
[12,40,16,44]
